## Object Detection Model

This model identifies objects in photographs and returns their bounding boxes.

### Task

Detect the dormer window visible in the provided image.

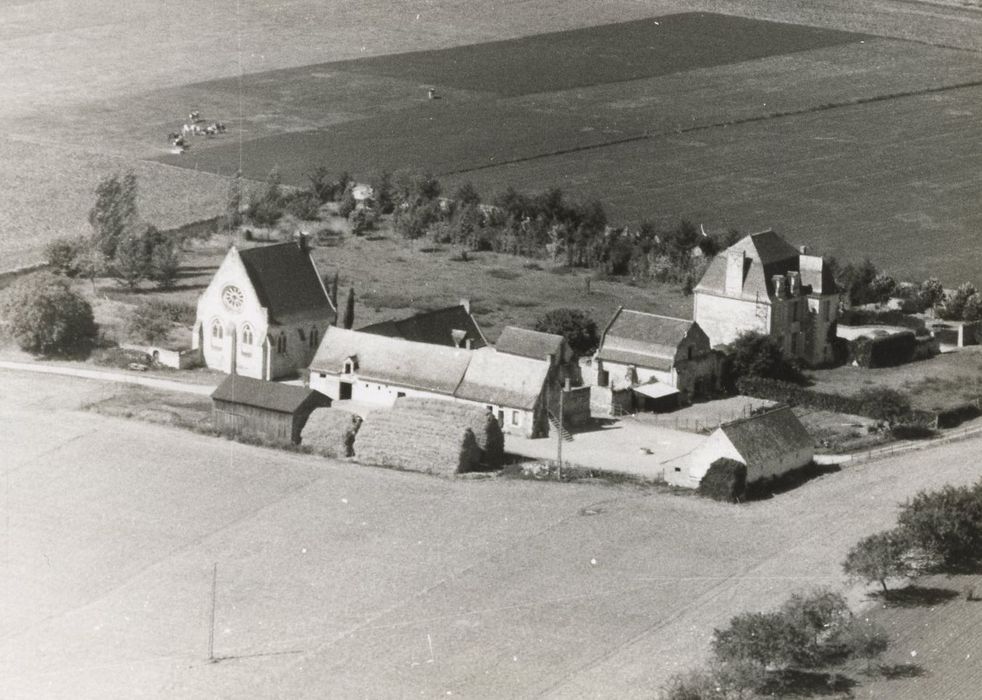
[343,356,358,374]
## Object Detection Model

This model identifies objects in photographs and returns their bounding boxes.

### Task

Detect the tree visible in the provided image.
[836,617,889,674]
[307,166,335,204]
[842,529,912,592]
[896,482,982,567]
[711,611,806,671]
[779,589,851,653]
[962,292,982,322]
[370,170,395,214]
[728,331,801,384]
[44,236,86,277]
[917,277,945,313]
[837,258,880,306]
[0,272,97,355]
[938,282,979,321]
[128,300,174,343]
[247,168,286,227]
[454,181,482,207]
[338,183,357,218]
[147,231,181,288]
[534,308,599,357]
[868,273,897,304]
[341,287,355,329]
[112,226,155,288]
[89,171,139,258]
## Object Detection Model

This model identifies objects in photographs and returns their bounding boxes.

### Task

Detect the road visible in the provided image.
[2,368,981,699]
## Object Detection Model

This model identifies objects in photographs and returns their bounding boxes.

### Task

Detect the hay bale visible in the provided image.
[393,397,504,468]
[356,410,481,476]
[303,407,362,458]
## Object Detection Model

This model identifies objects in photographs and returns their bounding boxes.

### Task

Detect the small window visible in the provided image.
[674,467,681,472]
[511,411,519,426]
[319,372,327,379]
[210,320,223,348]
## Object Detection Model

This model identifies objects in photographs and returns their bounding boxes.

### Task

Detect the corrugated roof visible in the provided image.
[596,309,691,370]
[358,305,487,349]
[455,348,550,410]
[720,406,813,469]
[211,375,326,413]
[310,327,471,394]
[495,326,565,360]
[237,242,333,322]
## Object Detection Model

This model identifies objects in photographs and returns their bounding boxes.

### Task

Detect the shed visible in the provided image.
[664,405,813,488]
[211,375,330,444]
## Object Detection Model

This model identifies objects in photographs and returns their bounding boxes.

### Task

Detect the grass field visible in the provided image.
[4,369,982,698]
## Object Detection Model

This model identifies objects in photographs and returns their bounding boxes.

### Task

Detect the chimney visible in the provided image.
[460,298,471,314]
[799,245,809,255]
[787,270,801,296]
[772,274,786,298]
[725,250,745,295]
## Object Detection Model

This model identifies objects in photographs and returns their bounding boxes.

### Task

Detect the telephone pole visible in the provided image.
[208,563,218,663]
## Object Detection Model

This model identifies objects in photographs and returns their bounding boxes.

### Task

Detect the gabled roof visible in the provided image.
[495,326,565,360]
[358,304,487,349]
[719,406,813,468]
[211,375,326,413]
[596,308,694,371]
[455,348,551,410]
[310,326,471,394]
[237,242,334,322]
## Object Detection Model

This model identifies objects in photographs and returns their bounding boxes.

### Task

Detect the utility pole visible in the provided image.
[557,387,564,481]
[208,563,218,663]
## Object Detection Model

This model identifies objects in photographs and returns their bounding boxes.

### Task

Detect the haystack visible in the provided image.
[356,410,482,476]
[393,397,504,468]
[302,408,362,458]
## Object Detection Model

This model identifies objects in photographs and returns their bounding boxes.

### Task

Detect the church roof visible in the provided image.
[358,304,487,349]
[237,242,334,322]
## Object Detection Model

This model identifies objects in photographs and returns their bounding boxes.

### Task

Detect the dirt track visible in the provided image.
[3,369,981,698]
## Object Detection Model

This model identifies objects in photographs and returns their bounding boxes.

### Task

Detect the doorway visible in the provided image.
[340,381,352,400]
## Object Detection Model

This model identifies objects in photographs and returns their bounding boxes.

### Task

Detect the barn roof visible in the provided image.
[310,327,472,394]
[358,304,487,349]
[237,242,334,322]
[455,348,551,410]
[494,326,565,360]
[719,406,813,469]
[211,375,326,414]
[596,308,694,370]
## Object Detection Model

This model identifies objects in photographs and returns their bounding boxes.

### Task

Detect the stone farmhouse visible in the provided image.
[590,308,718,413]
[359,300,487,350]
[663,405,814,488]
[307,327,563,437]
[495,325,582,389]
[693,230,839,366]
[192,239,335,380]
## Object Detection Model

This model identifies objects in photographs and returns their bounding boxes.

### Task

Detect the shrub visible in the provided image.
[246,169,287,226]
[283,190,322,221]
[896,482,982,568]
[728,331,803,385]
[0,272,97,355]
[534,308,598,357]
[128,300,175,343]
[890,422,935,440]
[855,386,911,424]
[842,529,912,593]
[836,618,889,673]
[44,236,86,277]
[848,331,916,368]
[698,458,747,503]
[712,611,806,671]
[348,206,376,235]
[337,184,357,218]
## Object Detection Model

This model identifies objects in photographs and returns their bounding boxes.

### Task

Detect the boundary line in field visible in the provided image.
[438,78,982,178]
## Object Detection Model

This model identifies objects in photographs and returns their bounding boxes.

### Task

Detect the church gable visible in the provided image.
[197,247,267,327]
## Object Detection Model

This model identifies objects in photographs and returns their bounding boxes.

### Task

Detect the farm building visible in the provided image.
[211,375,331,445]
[693,230,839,366]
[663,405,813,488]
[355,410,483,477]
[359,300,487,349]
[308,327,557,437]
[591,308,718,414]
[495,326,579,384]
[192,237,335,380]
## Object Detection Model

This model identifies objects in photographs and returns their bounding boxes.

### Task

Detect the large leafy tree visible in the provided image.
[728,330,801,383]
[897,482,982,567]
[0,272,97,355]
[89,172,139,258]
[534,308,599,357]
[842,529,912,593]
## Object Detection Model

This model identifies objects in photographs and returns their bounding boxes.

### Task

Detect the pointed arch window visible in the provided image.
[241,324,254,355]
[277,334,287,354]
[210,319,223,348]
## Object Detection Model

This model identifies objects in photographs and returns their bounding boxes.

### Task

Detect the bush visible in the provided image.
[44,236,86,277]
[890,422,936,440]
[283,190,322,221]
[855,386,911,424]
[727,331,803,385]
[736,376,862,414]
[337,184,357,218]
[0,272,97,355]
[128,300,175,343]
[698,458,747,503]
[534,308,599,357]
[348,206,376,235]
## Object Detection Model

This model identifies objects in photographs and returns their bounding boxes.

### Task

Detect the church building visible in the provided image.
[192,238,335,379]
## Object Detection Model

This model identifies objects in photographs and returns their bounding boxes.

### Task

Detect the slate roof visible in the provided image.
[455,348,551,410]
[310,327,472,395]
[494,326,565,360]
[237,242,334,322]
[358,305,487,349]
[695,230,803,300]
[211,375,327,414]
[596,309,693,371]
[720,405,813,469]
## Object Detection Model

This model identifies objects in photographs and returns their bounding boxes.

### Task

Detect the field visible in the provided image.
[5,368,982,698]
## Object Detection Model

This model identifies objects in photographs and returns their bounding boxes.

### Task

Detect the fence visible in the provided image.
[834,422,982,467]
[639,400,773,433]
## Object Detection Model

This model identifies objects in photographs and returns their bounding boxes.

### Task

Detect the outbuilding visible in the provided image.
[211,375,330,444]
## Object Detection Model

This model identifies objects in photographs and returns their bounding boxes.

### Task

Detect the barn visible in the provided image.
[211,375,331,444]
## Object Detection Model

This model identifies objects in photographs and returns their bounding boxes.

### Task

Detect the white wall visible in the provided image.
[665,429,814,488]
[694,292,770,347]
